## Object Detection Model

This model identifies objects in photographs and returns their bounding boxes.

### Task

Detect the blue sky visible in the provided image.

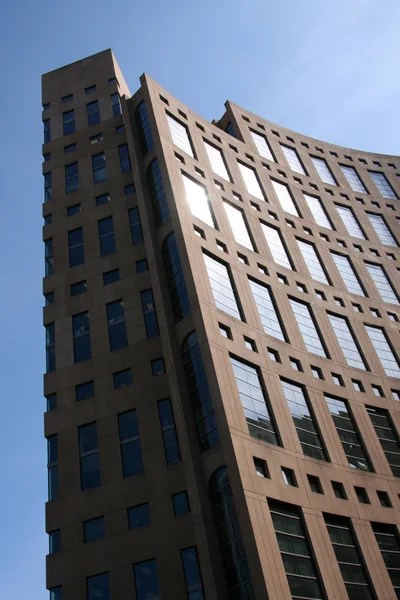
[0,0,399,597]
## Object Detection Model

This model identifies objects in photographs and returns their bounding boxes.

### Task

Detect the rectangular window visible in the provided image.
[87,573,109,600]
[297,239,330,284]
[141,289,159,338]
[79,423,101,490]
[303,193,332,229]
[46,394,56,411]
[84,517,105,542]
[223,200,255,250]
[173,491,190,516]
[45,239,53,276]
[158,398,181,464]
[61,93,73,103]
[103,269,120,285]
[76,381,94,401]
[289,298,327,357]
[311,156,336,185]
[87,100,100,126]
[111,93,121,117]
[63,110,75,135]
[98,216,116,256]
[85,84,96,94]
[113,368,132,389]
[203,252,243,320]
[272,180,300,217]
[128,503,151,529]
[281,379,328,461]
[248,277,287,341]
[45,323,55,373]
[147,159,170,226]
[325,394,372,471]
[331,252,365,296]
[367,213,397,246]
[372,522,400,598]
[95,192,110,206]
[167,113,195,157]
[44,172,52,202]
[118,410,143,477]
[49,530,60,554]
[230,356,280,445]
[281,145,306,174]
[369,171,397,199]
[65,162,79,193]
[365,263,398,304]
[128,208,143,244]
[238,161,265,200]
[92,152,107,183]
[68,227,84,267]
[268,499,325,600]
[119,144,131,172]
[367,406,400,477]
[204,140,230,180]
[71,280,86,296]
[250,129,275,162]
[135,101,154,155]
[365,325,400,378]
[261,222,293,270]
[47,434,59,500]
[340,165,367,193]
[324,514,376,599]
[336,205,366,239]
[182,172,215,227]
[72,312,91,363]
[50,587,61,600]
[43,118,50,143]
[134,559,160,600]
[106,300,128,351]
[328,313,367,370]
[181,547,205,600]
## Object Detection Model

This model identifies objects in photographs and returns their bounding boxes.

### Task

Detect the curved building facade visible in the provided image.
[42,50,400,600]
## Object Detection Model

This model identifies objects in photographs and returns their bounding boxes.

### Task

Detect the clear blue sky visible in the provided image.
[0,0,398,597]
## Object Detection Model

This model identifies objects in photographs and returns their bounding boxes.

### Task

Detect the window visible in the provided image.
[182,332,219,452]
[238,161,265,200]
[311,156,336,185]
[297,240,330,284]
[219,323,232,338]
[108,77,118,85]
[332,481,347,499]
[71,280,86,296]
[106,300,128,351]
[47,435,59,500]
[365,325,400,378]
[158,398,181,464]
[366,406,400,477]
[290,298,327,357]
[128,207,143,245]
[92,152,107,183]
[87,100,100,126]
[254,457,269,478]
[85,85,96,94]
[324,514,376,599]
[134,559,160,600]
[103,269,120,285]
[44,292,54,306]
[225,121,237,137]
[43,119,50,143]
[151,357,165,376]
[167,113,195,157]
[45,323,55,373]
[61,93,72,103]
[63,110,75,135]
[67,203,81,216]
[113,368,132,389]
[118,410,143,477]
[250,129,275,161]
[90,133,103,144]
[230,356,279,445]
[87,574,109,600]
[43,102,50,111]
[182,172,215,227]
[161,232,191,322]
[119,144,131,172]
[281,145,306,174]
[281,379,328,461]
[248,278,287,341]
[223,201,255,251]
[44,239,53,276]
[354,486,370,504]
[110,92,121,117]
[141,289,159,338]
[331,252,365,296]
[79,423,100,490]
[72,312,91,362]
[204,140,230,180]
[209,467,255,598]
[135,101,154,155]
[172,491,190,516]
[136,259,148,273]
[328,313,367,370]
[261,223,293,269]
[124,183,134,195]
[203,252,243,320]
[46,393,56,412]
[44,172,52,202]
[325,394,372,471]
[49,587,62,600]
[336,205,366,239]
[147,160,170,226]
[65,162,79,193]
[369,171,397,198]
[372,522,400,598]
[115,125,124,134]
[95,193,110,206]
[181,547,205,600]
[49,530,60,554]
[272,180,300,216]
[84,517,105,542]
[76,381,94,401]
[367,213,397,246]
[377,490,392,507]
[308,474,323,494]
[268,499,325,599]
[98,217,116,256]
[128,503,151,529]
[340,165,367,193]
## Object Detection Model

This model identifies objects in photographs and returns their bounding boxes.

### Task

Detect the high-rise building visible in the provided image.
[42,49,400,600]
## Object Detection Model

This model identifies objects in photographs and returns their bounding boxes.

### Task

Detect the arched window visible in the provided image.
[162,232,191,322]
[147,159,170,227]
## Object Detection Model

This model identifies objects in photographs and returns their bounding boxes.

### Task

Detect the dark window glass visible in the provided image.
[87,573,109,600]
[44,292,54,306]
[87,100,100,126]
[136,259,148,273]
[76,381,94,401]
[124,183,135,195]
[65,162,79,193]
[44,214,52,225]
[49,586,62,600]
[67,203,81,216]
[71,280,87,296]
[135,101,154,155]
[44,171,52,202]
[181,547,205,600]
[118,410,144,477]
[128,208,143,244]
[46,394,56,412]
[108,77,118,85]
[95,193,110,206]
[115,125,125,134]
[103,269,120,285]
[209,467,255,599]
[128,503,151,529]
[141,289,159,338]
[46,323,55,373]
[84,517,105,542]
[79,423,101,490]
[98,216,116,256]
[113,369,132,389]
[158,399,181,464]
[355,486,370,504]
[68,227,84,267]
[162,232,191,322]
[90,133,103,144]
[111,93,121,117]
[43,152,51,162]
[151,358,165,376]
[225,122,237,137]
[64,143,76,154]
[45,239,53,276]
[92,152,107,183]
[62,94,73,103]
[332,481,347,499]
[42,102,50,111]
[72,312,91,363]
[63,110,75,135]
[182,332,219,452]
[119,144,131,172]
[372,522,400,598]
[43,118,51,143]
[377,490,392,507]
[282,467,297,487]
[107,300,128,351]
[85,85,96,94]
[134,559,160,600]
[147,159,170,226]
[172,491,190,516]
[47,435,59,500]
[49,530,60,554]
[367,406,400,477]
[308,475,323,494]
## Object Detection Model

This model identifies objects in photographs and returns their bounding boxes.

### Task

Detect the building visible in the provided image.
[42,49,400,600]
